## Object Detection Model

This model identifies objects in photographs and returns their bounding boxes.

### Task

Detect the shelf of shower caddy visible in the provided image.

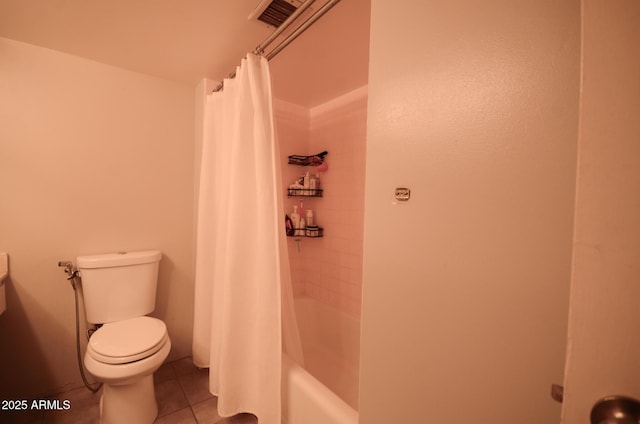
[287,188,323,197]
[287,228,323,238]
[287,152,327,166]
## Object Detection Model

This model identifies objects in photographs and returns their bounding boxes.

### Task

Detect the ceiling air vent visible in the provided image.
[249,0,303,28]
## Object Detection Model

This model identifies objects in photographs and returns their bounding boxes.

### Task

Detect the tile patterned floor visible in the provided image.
[0,358,258,424]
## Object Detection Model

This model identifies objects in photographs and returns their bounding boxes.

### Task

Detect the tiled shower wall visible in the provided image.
[275,86,367,318]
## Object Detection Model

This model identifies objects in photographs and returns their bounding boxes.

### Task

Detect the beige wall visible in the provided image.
[0,37,195,397]
[359,1,580,422]
[562,1,640,422]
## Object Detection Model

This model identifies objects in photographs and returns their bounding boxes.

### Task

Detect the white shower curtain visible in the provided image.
[192,53,303,424]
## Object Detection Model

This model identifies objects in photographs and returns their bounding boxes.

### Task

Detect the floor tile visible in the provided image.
[155,361,178,384]
[177,368,213,406]
[42,386,101,424]
[190,397,223,423]
[171,358,199,376]
[154,407,197,424]
[215,413,258,424]
[155,379,189,418]
[0,406,44,424]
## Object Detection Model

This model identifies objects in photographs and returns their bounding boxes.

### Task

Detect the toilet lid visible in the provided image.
[88,316,168,365]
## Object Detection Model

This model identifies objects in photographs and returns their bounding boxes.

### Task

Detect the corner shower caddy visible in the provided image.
[286,151,326,237]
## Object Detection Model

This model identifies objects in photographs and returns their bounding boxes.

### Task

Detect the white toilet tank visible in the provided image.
[77,250,162,324]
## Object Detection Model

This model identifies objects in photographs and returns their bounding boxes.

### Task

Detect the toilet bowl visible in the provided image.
[76,250,168,424]
[84,316,171,424]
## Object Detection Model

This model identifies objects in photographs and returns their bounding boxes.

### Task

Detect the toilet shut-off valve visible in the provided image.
[58,261,79,287]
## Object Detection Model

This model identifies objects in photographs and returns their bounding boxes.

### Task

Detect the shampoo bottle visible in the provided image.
[306,209,314,226]
[303,171,311,195]
[291,205,300,235]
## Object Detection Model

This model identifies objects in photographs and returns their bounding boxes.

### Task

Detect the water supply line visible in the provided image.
[58,261,102,393]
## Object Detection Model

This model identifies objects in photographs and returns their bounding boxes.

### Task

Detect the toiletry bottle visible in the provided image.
[289,181,303,196]
[303,171,310,195]
[291,205,300,235]
[299,218,306,236]
[306,209,314,226]
[285,215,294,236]
[314,173,320,192]
[309,174,317,195]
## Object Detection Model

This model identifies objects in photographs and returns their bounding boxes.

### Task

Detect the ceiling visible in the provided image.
[0,0,370,107]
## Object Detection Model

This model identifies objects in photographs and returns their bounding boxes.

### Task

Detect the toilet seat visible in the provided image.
[88,316,168,365]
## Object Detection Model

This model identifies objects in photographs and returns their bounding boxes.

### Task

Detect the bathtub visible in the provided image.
[282,297,360,424]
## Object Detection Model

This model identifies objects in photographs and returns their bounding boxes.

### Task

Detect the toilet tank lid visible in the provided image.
[77,250,162,269]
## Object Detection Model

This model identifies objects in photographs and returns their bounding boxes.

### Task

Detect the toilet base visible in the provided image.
[100,374,158,424]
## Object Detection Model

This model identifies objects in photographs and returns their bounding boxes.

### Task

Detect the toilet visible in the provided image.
[77,250,171,424]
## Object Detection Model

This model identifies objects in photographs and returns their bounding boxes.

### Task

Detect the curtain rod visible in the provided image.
[212,0,342,93]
